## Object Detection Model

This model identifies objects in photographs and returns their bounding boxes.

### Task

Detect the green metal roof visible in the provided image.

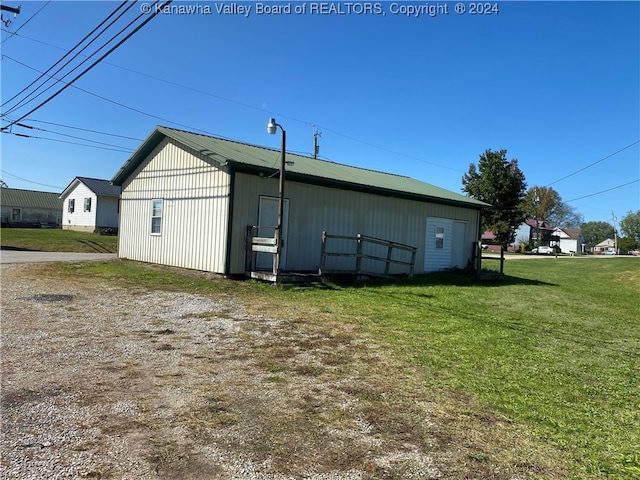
[112,126,489,209]
[0,188,62,210]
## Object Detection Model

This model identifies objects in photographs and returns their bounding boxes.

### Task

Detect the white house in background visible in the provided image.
[60,177,121,232]
[111,126,489,277]
[552,227,586,254]
[593,238,616,254]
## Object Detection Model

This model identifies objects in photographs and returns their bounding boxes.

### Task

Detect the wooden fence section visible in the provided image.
[471,241,505,280]
[320,231,417,278]
[245,225,278,275]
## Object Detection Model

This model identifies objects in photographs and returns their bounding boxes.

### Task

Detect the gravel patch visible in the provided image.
[1,264,441,479]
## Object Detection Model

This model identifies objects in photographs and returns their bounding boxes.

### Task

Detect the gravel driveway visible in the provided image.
[1,263,443,480]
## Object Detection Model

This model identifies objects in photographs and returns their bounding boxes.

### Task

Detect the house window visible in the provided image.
[11,208,21,221]
[84,197,92,212]
[68,199,75,213]
[435,226,444,249]
[151,199,163,235]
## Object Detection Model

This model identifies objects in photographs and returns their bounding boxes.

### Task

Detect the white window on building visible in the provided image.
[151,199,163,235]
[68,199,75,213]
[84,197,92,212]
[435,226,444,249]
[11,208,21,221]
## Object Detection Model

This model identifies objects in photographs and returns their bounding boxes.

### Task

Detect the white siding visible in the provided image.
[424,218,454,272]
[228,173,480,275]
[118,138,231,273]
[62,183,96,230]
[95,196,119,228]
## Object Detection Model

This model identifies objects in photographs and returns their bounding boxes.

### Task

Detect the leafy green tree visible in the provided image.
[618,237,636,252]
[520,186,560,222]
[619,210,640,243]
[549,203,584,229]
[580,221,615,247]
[520,186,584,227]
[462,149,527,248]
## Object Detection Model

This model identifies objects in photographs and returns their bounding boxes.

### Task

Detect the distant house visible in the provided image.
[513,219,556,248]
[593,238,616,254]
[111,126,489,278]
[60,177,121,232]
[552,227,586,254]
[0,187,62,228]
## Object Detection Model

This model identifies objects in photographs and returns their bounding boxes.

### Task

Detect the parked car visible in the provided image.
[532,246,554,255]
[603,250,616,255]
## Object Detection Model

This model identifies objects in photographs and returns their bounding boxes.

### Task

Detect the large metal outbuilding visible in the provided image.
[111,126,488,276]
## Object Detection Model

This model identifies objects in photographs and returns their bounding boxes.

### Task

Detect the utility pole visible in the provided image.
[534,187,540,248]
[1,3,20,27]
[312,127,321,159]
[612,211,618,255]
[0,4,20,14]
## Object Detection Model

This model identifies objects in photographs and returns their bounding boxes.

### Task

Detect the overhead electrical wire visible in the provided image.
[564,179,639,203]
[1,169,64,190]
[1,1,131,112]
[23,118,144,142]
[3,131,134,153]
[10,122,137,150]
[0,28,460,172]
[545,140,639,187]
[1,0,173,132]
[2,54,215,137]
[0,0,51,46]
[4,1,139,116]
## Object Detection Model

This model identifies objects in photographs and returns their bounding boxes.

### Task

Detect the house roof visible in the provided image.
[60,177,121,199]
[111,126,489,209]
[595,238,616,247]
[524,218,555,231]
[554,227,582,239]
[0,187,62,210]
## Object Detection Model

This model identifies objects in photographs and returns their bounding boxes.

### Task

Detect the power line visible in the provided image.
[2,1,131,112]
[1,0,173,132]
[3,1,138,116]
[0,0,50,46]
[2,55,216,137]
[545,141,639,187]
[564,179,639,203]
[23,118,144,142]
[12,122,136,150]
[2,130,133,153]
[0,28,461,173]
[1,169,64,190]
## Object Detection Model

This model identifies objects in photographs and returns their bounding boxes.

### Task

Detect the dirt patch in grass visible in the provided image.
[1,263,570,479]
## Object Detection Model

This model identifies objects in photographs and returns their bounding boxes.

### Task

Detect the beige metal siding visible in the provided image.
[119,138,231,273]
[228,173,480,275]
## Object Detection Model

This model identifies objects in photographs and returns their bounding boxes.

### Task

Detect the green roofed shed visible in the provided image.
[112,126,489,277]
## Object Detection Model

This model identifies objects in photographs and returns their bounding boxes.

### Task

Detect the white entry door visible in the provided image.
[452,221,468,269]
[257,196,289,270]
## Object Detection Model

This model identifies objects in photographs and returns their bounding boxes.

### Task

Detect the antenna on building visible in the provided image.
[312,126,321,159]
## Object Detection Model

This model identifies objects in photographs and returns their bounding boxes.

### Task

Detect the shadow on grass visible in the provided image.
[0,245,39,251]
[323,271,557,289]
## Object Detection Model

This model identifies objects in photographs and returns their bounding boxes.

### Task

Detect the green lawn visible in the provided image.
[37,257,640,478]
[0,228,118,253]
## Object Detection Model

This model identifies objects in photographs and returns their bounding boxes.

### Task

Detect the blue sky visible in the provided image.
[1,0,638,226]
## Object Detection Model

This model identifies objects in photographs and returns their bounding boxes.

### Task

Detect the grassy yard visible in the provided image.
[31,257,640,479]
[0,228,118,253]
